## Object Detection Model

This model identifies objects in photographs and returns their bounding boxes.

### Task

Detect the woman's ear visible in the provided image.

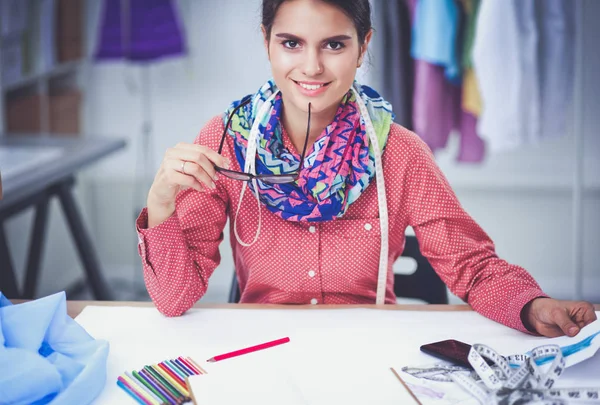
[358,29,373,67]
[261,24,270,59]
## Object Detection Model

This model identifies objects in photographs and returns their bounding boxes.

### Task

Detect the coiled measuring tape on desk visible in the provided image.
[402,344,600,405]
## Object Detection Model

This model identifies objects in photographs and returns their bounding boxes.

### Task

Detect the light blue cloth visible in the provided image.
[411,0,461,84]
[0,292,109,405]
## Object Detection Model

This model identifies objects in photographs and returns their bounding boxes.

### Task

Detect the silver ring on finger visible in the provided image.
[181,160,187,174]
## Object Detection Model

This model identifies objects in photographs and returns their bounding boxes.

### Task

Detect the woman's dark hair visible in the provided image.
[262,0,372,45]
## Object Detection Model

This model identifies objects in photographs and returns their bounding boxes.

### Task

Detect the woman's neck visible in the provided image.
[281,100,339,154]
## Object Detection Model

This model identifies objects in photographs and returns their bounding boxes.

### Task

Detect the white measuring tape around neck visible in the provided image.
[233,86,390,305]
[403,344,600,405]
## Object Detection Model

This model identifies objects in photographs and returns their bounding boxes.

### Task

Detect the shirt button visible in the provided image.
[364,223,372,231]
[308,270,315,277]
[310,298,318,305]
[308,226,316,233]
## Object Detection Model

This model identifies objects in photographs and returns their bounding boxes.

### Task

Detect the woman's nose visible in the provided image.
[301,49,324,77]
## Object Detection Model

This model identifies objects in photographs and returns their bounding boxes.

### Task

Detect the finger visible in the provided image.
[550,307,580,337]
[195,153,218,181]
[580,302,598,326]
[172,143,230,168]
[167,158,215,190]
[167,167,204,192]
[569,302,597,328]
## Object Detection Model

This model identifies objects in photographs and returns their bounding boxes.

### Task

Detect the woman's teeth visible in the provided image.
[298,83,325,90]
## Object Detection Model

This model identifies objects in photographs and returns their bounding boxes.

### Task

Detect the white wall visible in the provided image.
[6,0,599,304]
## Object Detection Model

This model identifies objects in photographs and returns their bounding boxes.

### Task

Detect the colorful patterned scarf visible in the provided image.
[224,79,394,222]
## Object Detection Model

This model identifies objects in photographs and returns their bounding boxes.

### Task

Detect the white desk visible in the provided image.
[72,302,600,405]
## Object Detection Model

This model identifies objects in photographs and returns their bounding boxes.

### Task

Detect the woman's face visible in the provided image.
[263,0,371,116]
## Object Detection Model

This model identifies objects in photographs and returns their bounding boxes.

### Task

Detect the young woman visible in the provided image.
[136,0,596,337]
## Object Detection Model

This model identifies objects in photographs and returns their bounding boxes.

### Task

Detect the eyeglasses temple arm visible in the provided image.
[218,98,251,154]
[298,103,311,172]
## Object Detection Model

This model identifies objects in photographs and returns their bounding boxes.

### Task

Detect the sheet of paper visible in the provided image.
[540,318,600,367]
[74,307,600,405]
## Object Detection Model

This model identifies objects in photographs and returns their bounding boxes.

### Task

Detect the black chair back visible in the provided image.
[394,235,448,304]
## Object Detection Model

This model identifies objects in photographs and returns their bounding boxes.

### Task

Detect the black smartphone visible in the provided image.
[420,339,479,369]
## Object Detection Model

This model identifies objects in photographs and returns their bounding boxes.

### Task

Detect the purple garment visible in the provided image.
[95,0,185,62]
[412,60,485,163]
[458,111,485,163]
[412,59,459,151]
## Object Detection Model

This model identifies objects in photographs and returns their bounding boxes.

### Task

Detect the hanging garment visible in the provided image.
[95,0,186,62]
[412,59,460,153]
[538,0,575,142]
[473,0,574,152]
[458,110,485,163]
[473,0,537,151]
[372,0,414,129]
[460,0,483,116]
[411,0,462,84]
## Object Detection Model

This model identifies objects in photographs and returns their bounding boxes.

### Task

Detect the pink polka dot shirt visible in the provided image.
[136,116,547,333]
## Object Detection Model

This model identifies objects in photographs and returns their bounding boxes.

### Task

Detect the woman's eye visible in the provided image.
[326,41,344,50]
[283,40,300,49]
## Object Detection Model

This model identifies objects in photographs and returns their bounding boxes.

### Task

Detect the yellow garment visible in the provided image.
[461,0,474,14]
[462,68,483,116]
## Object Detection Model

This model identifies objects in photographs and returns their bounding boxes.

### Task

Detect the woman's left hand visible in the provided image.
[522,297,597,337]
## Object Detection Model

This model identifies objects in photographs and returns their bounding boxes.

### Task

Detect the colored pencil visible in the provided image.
[157,362,187,391]
[140,369,180,405]
[153,364,190,397]
[117,356,206,404]
[130,370,170,405]
[117,376,154,405]
[180,356,205,374]
[186,357,207,374]
[206,337,290,362]
[165,360,188,379]
[117,380,147,405]
[173,358,194,376]
[161,360,185,383]
[124,372,163,405]
[144,366,185,401]
[170,359,192,376]
[390,367,423,405]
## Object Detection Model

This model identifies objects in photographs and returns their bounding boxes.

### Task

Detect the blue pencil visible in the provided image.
[166,359,189,378]
[173,358,195,376]
[117,379,147,405]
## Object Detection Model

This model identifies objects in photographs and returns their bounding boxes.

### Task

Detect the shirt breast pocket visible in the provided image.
[323,218,382,293]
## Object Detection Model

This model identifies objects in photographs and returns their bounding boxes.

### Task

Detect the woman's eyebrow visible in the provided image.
[274,33,353,42]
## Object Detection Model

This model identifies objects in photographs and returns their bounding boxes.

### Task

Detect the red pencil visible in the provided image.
[206,337,290,362]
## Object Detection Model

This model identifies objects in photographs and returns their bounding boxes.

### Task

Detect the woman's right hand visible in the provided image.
[146,143,230,227]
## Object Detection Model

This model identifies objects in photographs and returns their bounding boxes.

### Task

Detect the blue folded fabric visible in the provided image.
[0,291,109,405]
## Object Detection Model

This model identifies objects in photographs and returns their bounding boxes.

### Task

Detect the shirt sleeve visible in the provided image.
[404,135,548,333]
[135,116,229,317]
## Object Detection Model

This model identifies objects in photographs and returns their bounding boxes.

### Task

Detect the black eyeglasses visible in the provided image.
[215,98,310,184]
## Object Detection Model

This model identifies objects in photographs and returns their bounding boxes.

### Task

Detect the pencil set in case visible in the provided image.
[117,356,207,405]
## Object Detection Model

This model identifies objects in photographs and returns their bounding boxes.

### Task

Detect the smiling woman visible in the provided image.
[260,0,373,151]
[135,0,596,339]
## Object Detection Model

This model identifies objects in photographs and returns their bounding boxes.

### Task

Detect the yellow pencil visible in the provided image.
[151,364,190,397]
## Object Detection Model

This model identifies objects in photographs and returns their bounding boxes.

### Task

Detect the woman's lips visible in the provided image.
[293,80,331,97]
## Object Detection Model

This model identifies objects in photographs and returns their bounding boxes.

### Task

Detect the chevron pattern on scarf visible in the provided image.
[224,79,394,222]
